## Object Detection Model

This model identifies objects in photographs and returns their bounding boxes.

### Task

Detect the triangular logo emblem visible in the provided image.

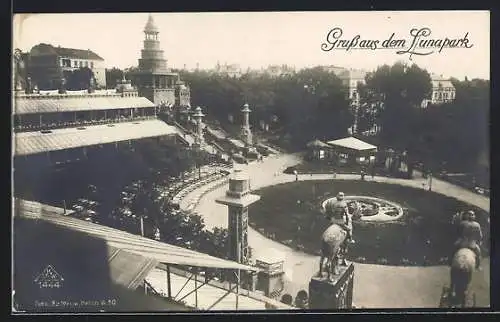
[34,265,64,288]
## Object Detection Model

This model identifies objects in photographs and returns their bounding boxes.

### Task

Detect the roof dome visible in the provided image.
[144,14,159,33]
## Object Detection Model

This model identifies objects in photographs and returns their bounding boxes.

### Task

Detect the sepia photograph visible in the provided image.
[12,11,490,312]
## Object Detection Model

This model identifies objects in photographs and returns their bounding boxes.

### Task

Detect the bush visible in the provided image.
[281,294,293,305]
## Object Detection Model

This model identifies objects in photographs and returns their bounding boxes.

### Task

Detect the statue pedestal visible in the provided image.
[309,262,355,309]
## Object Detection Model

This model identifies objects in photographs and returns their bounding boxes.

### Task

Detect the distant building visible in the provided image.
[337,69,368,107]
[213,62,243,78]
[28,43,106,90]
[421,75,456,108]
[321,65,348,77]
[336,69,368,134]
[262,65,295,78]
[132,14,191,107]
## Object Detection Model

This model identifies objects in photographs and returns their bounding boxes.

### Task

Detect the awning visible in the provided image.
[327,136,377,151]
[14,120,178,156]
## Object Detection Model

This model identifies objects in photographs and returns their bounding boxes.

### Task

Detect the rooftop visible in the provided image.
[14,119,178,156]
[144,14,159,33]
[327,136,378,151]
[30,43,104,61]
[14,93,153,115]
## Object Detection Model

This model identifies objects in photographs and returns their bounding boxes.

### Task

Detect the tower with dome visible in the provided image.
[132,14,191,108]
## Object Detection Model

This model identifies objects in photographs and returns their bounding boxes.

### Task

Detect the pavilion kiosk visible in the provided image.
[309,262,355,309]
[326,136,377,166]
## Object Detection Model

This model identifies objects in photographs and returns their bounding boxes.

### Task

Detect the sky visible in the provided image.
[13,11,490,80]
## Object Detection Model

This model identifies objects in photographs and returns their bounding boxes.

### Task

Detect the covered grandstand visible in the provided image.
[13,200,293,312]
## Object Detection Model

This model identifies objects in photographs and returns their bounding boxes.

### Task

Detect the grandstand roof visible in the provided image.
[16,199,258,272]
[14,120,178,156]
[14,95,155,115]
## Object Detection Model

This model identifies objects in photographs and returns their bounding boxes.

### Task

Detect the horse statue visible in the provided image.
[447,210,481,307]
[449,248,476,307]
[318,223,349,281]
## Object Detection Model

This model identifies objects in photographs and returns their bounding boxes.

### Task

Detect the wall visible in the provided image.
[139,88,176,106]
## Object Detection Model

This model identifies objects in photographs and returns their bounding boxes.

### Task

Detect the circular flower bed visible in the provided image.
[249,180,489,266]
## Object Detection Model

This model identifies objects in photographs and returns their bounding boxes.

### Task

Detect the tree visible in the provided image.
[105,67,124,89]
[180,67,352,149]
[64,67,96,90]
[361,62,432,151]
[417,78,489,173]
[13,48,28,90]
[281,294,293,305]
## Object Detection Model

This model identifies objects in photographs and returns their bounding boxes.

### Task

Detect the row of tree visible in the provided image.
[178,67,354,147]
[175,63,487,175]
[356,63,488,174]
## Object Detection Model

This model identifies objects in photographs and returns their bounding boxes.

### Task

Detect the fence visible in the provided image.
[153,263,295,310]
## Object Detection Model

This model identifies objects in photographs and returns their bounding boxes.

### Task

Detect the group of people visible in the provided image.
[324,192,484,270]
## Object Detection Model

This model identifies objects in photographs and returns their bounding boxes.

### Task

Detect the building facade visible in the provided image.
[336,69,368,134]
[421,75,456,108]
[337,69,368,107]
[262,65,295,78]
[213,62,243,78]
[28,43,106,90]
[132,14,191,107]
[321,65,348,77]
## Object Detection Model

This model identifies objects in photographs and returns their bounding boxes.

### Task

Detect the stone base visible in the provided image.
[256,271,285,299]
[309,262,354,309]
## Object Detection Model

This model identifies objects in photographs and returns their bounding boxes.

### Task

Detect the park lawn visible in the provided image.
[248,180,489,266]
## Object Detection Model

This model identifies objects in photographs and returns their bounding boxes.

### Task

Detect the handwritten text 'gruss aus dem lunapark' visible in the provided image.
[321,27,474,60]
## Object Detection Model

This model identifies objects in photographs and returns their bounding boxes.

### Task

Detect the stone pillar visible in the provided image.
[216,170,260,264]
[192,106,205,147]
[241,103,253,147]
[309,262,355,309]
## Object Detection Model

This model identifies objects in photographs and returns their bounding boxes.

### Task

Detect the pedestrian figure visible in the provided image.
[360,167,366,181]
[294,170,298,181]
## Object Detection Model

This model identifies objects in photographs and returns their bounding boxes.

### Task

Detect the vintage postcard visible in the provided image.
[12,11,490,313]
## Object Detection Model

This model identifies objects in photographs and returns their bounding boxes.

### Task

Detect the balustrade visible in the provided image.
[14,113,158,132]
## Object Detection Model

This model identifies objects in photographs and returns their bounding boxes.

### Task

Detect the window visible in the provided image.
[79,61,83,67]
[90,62,94,69]
[85,61,89,67]
[74,60,78,67]
[61,59,71,67]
